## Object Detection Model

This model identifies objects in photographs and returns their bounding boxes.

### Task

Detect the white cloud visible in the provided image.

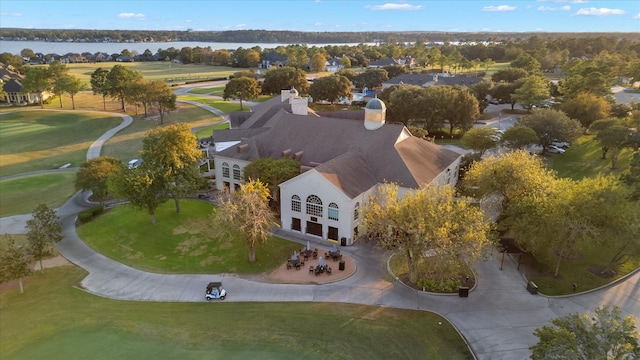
[576,7,625,16]
[315,22,324,26]
[235,23,247,29]
[633,13,640,19]
[537,0,586,3]
[482,5,517,12]
[117,13,146,19]
[366,3,424,11]
[538,5,570,11]
[1,12,23,17]
[185,20,192,23]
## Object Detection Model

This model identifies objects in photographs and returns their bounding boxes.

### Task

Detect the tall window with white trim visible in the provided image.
[306,195,323,217]
[222,162,230,178]
[291,195,301,212]
[328,202,339,221]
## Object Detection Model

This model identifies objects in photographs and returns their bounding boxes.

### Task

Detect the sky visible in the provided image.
[0,0,639,33]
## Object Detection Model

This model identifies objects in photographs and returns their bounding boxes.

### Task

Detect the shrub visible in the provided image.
[77,205,104,223]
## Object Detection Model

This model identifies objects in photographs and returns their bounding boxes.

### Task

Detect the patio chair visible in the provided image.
[309,266,314,273]
[325,252,329,259]
[286,262,292,270]
[326,267,332,275]
[295,263,301,270]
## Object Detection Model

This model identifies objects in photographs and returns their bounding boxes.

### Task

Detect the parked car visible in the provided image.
[546,145,566,154]
[205,282,227,300]
[128,159,142,169]
[551,140,570,148]
[489,99,500,105]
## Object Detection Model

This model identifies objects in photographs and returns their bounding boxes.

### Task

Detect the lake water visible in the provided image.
[0,40,366,55]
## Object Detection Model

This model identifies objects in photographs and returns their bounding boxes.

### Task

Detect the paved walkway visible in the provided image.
[2,102,639,360]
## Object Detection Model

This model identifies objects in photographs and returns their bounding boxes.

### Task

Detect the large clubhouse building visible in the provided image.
[212,90,462,245]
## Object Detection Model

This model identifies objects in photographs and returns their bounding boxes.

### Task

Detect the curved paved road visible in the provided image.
[2,102,639,360]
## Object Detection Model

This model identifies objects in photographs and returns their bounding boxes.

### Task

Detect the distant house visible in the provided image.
[116,55,134,62]
[368,57,399,68]
[325,57,343,72]
[259,51,287,69]
[382,73,485,89]
[0,63,51,104]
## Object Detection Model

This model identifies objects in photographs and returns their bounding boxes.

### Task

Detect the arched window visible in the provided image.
[232,164,241,180]
[328,203,339,221]
[306,195,323,217]
[222,162,230,178]
[291,195,301,212]
[354,202,360,220]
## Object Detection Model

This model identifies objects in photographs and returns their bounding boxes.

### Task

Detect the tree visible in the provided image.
[560,92,611,132]
[383,65,406,79]
[340,55,352,68]
[146,80,176,123]
[25,204,62,271]
[441,86,480,135]
[261,66,309,95]
[106,64,143,111]
[90,67,110,110]
[491,68,528,83]
[0,236,32,294]
[469,80,493,114]
[353,68,388,89]
[382,84,424,126]
[461,127,496,156]
[20,48,35,59]
[212,49,231,65]
[491,79,524,110]
[591,119,630,169]
[517,109,582,153]
[310,52,327,73]
[21,67,50,108]
[55,74,86,110]
[511,75,550,111]
[109,167,167,224]
[75,156,125,205]
[530,305,640,360]
[218,180,276,263]
[242,157,300,211]
[510,53,541,73]
[309,74,352,105]
[622,151,640,200]
[500,126,539,150]
[140,123,203,214]
[360,183,492,284]
[223,76,260,110]
[48,61,70,108]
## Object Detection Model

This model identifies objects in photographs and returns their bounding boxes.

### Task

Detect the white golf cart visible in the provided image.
[205,282,227,300]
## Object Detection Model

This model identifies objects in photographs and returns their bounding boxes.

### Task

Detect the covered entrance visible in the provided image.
[306,221,322,237]
[328,226,338,241]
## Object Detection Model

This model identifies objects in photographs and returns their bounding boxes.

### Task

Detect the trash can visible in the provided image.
[338,260,345,271]
[458,287,469,297]
[340,237,347,246]
[527,281,538,295]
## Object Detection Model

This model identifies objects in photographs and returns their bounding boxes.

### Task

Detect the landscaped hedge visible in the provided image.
[77,204,104,223]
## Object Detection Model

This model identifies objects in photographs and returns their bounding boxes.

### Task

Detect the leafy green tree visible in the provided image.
[48,61,70,108]
[383,65,406,79]
[310,52,327,73]
[106,64,143,111]
[109,167,167,224]
[461,127,496,156]
[559,72,611,98]
[510,53,541,73]
[0,236,32,294]
[55,74,86,110]
[75,156,125,205]
[218,180,276,263]
[517,109,582,153]
[469,80,493,113]
[491,79,524,111]
[212,49,231,66]
[90,67,110,110]
[621,151,640,200]
[140,123,203,213]
[511,75,550,111]
[261,66,309,95]
[308,74,352,105]
[354,68,389,90]
[500,126,539,150]
[340,55,352,68]
[223,76,260,110]
[560,92,611,132]
[383,84,424,126]
[491,68,528,83]
[21,67,51,108]
[530,305,640,360]
[361,183,492,284]
[590,119,630,169]
[20,48,35,59]
[242,157,299,210]
[147,80,176,123]
[336,68,357,82]
[442,86,480,135]
[25,204,62,271]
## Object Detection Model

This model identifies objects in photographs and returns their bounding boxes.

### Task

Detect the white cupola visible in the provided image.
[364,97,386,130]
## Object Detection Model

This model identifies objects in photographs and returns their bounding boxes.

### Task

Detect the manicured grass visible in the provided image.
[77,200,301,274]
[546,135,632,180]
[194,122,230,139]
[187,86,225,95]
[100,102,221,163]
[0,172,76,217]
[0,111,122,176]
[178,95,252,113]
[0,267,472,360]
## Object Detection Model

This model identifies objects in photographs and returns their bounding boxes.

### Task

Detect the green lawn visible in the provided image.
[77,200,301,274]
[194,122,230,139]
[0,172,76,217]
[187,86,225,95]
[546,135,632,180]
[99,103,221,163]
[178,95,252,113]
[0,267,472,360]
[0,111,122,176]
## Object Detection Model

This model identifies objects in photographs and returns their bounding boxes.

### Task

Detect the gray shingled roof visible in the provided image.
[435,76,484,87]
[218,104,461,197]
[384,73,434,87]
